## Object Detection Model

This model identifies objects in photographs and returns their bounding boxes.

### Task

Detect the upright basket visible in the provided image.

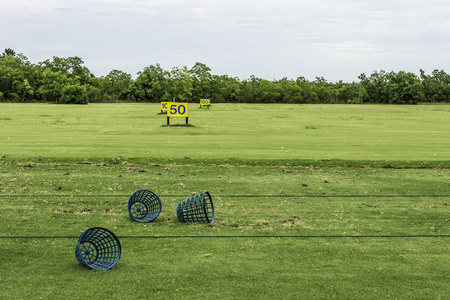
[75,227,121,270]
[128,189,162,222]
[176,191,215,223]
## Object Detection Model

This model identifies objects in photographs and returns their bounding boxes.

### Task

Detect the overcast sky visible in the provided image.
[2,0,450,82]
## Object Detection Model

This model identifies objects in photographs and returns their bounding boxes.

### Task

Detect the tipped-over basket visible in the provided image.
[176,191,215,223]
[75,227,121,270]
[128,189,162,222]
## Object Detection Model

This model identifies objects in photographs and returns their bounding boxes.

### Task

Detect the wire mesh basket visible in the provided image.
[176,191,215,223]
[75,227,121,270]
[127,189,162,222]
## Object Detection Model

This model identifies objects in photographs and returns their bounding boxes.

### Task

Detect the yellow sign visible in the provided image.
[167,103,189,117]
[161,102,169,111]
[200,99,211,105]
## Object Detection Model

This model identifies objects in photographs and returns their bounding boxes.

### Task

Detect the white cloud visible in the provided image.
[2,0,450,81]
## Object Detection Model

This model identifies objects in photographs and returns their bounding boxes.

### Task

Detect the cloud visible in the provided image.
[2,0,450,81]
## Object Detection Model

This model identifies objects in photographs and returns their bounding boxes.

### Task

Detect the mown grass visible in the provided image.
[0,103,449,166]
[2,238,448,299]
[0,103,449,299]
[1,162,449,236]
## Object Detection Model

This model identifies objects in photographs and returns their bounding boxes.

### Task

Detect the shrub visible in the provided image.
[60,85,88,104]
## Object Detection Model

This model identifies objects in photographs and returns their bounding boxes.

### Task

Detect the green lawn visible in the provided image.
[1,103,449,164]
[0,103,449,299]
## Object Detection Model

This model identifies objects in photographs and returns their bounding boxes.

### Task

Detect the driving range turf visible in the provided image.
[0,103,449,299]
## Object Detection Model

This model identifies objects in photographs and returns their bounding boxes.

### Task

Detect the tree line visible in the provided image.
[1,48,450,104]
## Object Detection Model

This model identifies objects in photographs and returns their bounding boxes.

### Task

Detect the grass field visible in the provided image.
[1,103,449,164]
[0,103,449,299]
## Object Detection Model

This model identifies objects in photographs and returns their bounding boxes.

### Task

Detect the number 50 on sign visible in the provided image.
[167,103,189,117]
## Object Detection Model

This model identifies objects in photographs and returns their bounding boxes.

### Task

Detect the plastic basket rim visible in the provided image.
[202,191,214,223]
[176,191,215,223]
[78,226,121,243]
[76,227,122,270]
[127,189,162,222]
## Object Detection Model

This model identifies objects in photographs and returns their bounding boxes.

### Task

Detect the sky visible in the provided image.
[2,0,450,82]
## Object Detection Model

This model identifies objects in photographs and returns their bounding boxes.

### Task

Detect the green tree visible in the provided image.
[275,78,302,103]
[37,69,69,102]
[39,56,93,84]
[0,50,35,101]
[210,75,240,103]
[133,64,169,102]
[2,48,16,57]
[106,69,132,100]
[333,81,365,104]
[259,79,281,103]
[190,62,212,101]
[386,71,424,104]
[420,69,450,102]
[238,76,281,103]
[312,77,335,103]
[60,84,88,104]
[358,71,390,103]
[168,66,193,102]
[82,76,107,102]
[295,77,318,103]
